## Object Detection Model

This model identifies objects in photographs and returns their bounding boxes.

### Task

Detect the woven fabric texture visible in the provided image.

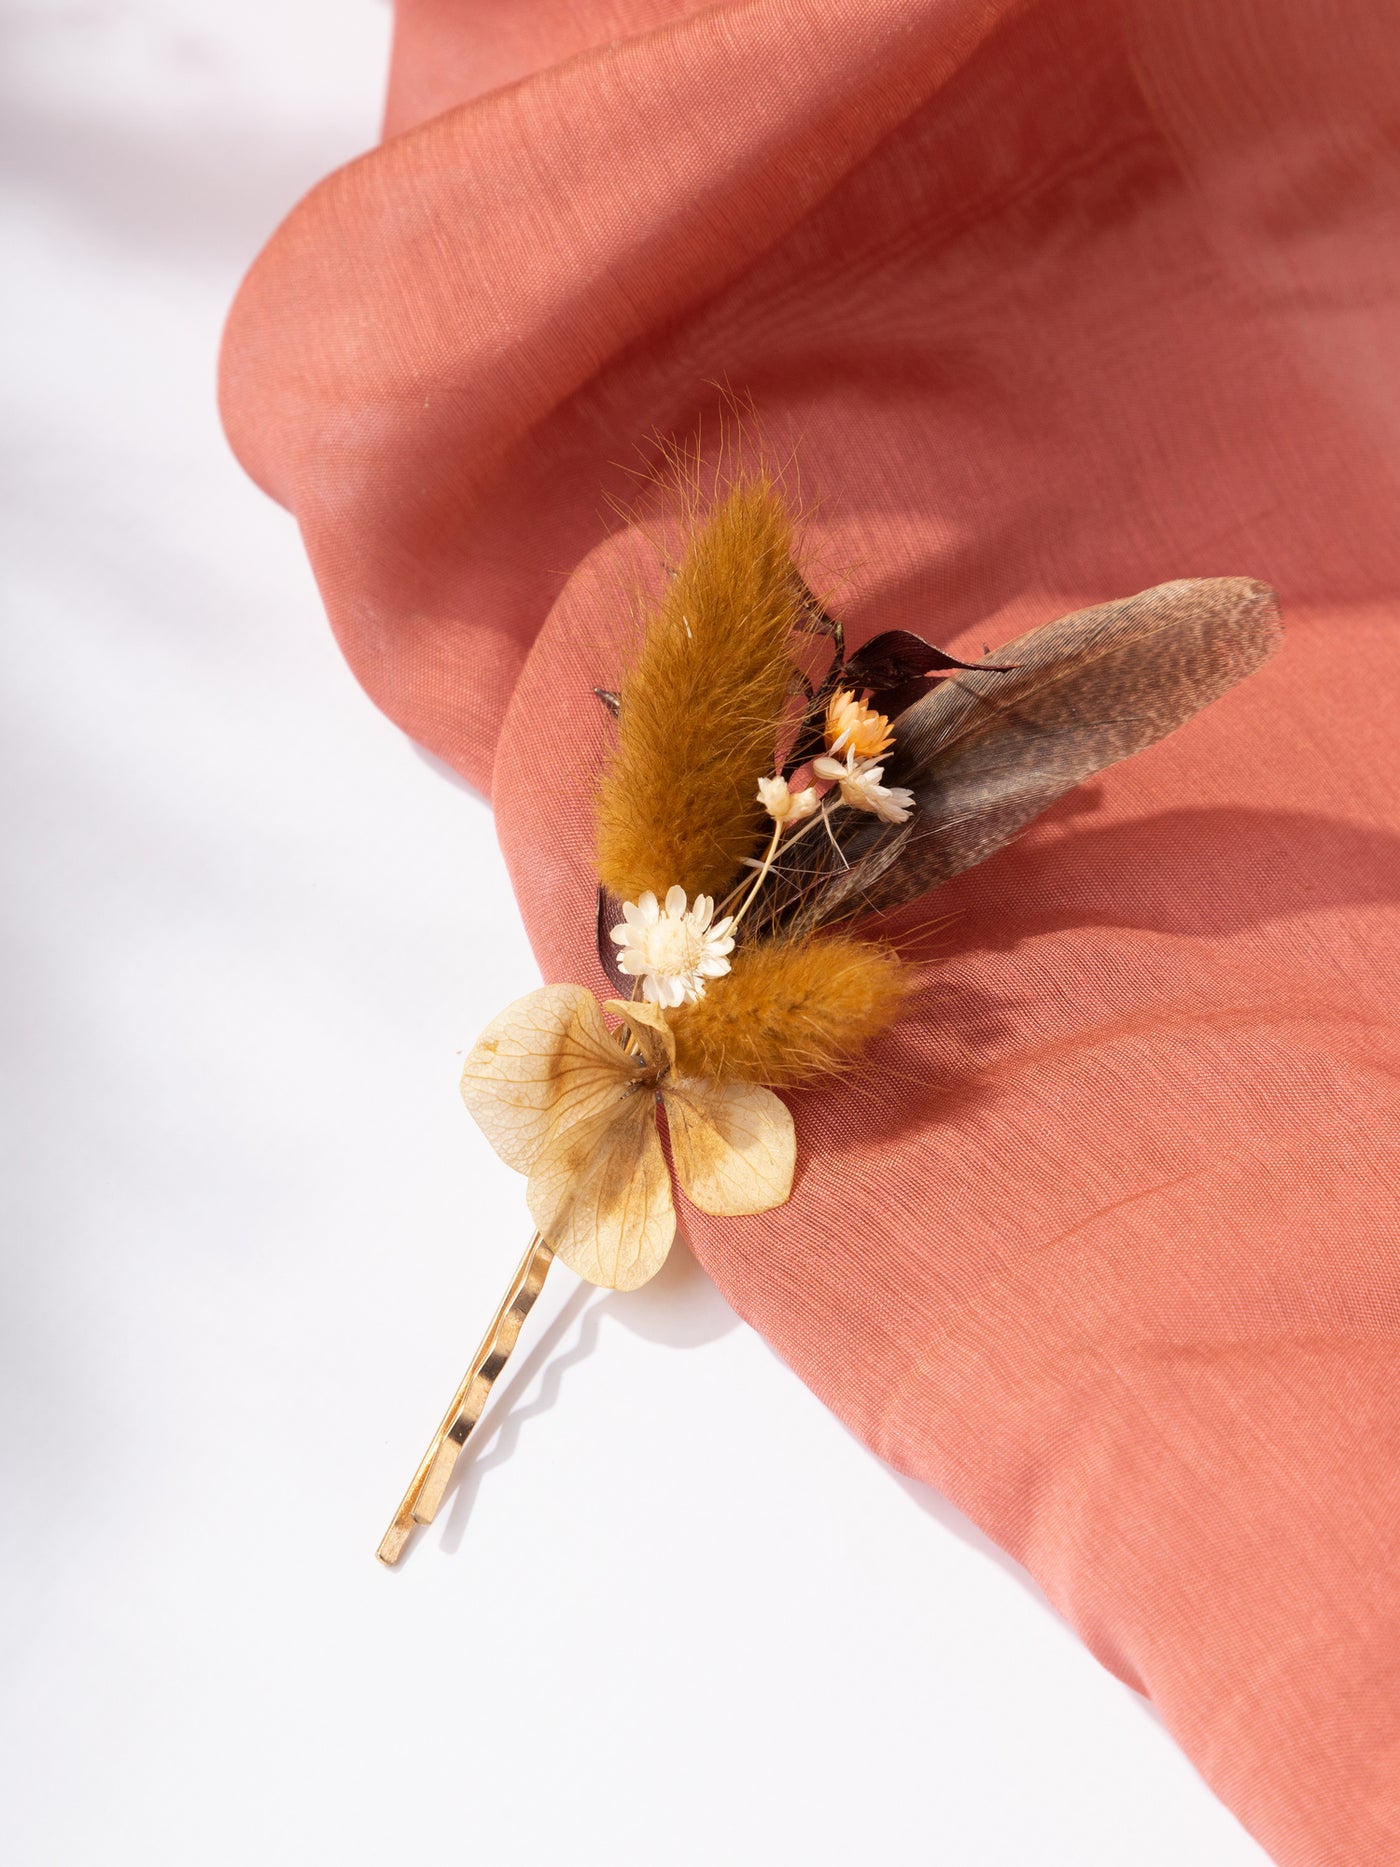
[220,4,1400,1859]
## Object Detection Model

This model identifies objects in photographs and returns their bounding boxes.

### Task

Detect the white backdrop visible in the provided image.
[0,5,1270,1862]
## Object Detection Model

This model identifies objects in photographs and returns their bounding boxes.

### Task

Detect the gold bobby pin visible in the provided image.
[377,1233,554,1564]
[372,482,1282,1572]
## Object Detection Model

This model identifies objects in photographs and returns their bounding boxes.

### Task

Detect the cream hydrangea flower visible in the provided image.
[813,750,915,824]
[757,773,819,827]
[460,987,795,1290]
[609,885,735,1007]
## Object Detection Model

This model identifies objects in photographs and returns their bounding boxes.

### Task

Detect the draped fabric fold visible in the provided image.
[220,3,1400,1860]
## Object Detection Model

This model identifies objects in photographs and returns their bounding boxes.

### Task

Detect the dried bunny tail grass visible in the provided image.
[668,931,919,1088]
[595,477,803,904]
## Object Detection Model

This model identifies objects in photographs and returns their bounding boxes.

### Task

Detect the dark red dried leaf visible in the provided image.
[842,629,1017,718]
[595,886,632,995]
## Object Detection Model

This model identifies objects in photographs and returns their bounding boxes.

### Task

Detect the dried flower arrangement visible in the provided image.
[378,474,1281,1562]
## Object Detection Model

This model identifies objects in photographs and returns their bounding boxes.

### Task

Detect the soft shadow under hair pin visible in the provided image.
[378,476,1281,1563]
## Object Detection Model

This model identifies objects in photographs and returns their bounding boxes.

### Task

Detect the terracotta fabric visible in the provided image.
[219,2,1400,1859]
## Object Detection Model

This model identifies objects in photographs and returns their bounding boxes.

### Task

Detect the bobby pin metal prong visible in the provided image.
[376,1233,554,1565]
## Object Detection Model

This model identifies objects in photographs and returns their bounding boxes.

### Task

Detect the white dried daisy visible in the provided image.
[609,886,735,1008]
[813,750,915,824]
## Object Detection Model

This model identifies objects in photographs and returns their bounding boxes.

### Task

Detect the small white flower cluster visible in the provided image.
[760,687,914,830]
[811,749,913,824]
[611,691,914,1010]
[756,773,818,826]
[610,886,735,1007]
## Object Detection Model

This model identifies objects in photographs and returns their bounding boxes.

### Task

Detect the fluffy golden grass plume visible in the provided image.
[595,478,802,904]
[667,932,919,1088]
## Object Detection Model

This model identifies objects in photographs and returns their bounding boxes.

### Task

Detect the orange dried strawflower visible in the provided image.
[824,687,894,760]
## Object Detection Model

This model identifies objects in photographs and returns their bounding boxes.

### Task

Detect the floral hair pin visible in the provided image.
[377,478,1280,1563]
